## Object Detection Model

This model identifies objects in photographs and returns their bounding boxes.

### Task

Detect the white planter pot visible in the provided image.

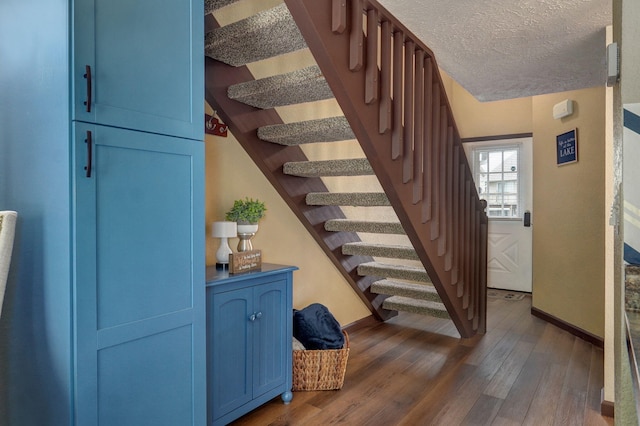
[237,223,258,234]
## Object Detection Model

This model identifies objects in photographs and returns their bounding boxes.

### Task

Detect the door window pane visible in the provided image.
[473,145,520,218]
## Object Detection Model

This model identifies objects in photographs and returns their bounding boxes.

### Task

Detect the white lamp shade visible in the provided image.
[211,221,237,238]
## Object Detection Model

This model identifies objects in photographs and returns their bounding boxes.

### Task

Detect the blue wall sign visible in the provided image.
[556,129,578,166]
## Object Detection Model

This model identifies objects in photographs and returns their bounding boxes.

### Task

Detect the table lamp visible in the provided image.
[212,221,237,266]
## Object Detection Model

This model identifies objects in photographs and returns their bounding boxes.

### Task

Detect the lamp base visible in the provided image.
[237,232,255,252]
[216,237,233,264]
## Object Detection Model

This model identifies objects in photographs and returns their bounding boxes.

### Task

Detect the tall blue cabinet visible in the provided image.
[0,0,204,425]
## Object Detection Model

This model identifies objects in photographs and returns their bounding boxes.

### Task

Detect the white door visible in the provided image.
[465,138,533,293]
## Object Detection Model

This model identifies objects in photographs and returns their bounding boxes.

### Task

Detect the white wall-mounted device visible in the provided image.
[552,99,573,120]
[606,42,619,87]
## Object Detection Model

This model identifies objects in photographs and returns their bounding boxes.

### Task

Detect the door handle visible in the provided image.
[524,210,531,227]
[84,65,92,113]
[84,130,92,178]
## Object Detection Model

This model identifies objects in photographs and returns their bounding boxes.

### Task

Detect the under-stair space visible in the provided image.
[204,0,487,337]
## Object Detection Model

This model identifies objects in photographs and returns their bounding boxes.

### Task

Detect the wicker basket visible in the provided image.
[292,330,350,391]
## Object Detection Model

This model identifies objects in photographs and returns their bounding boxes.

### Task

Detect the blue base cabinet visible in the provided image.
[206,264,297,426]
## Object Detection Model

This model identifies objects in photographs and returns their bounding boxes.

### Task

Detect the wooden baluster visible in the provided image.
[444,127,454,270]
[332,0,347,33]
[473,233,479,327]
[430,83,440,239]
[402,40,414,183]
[468,202,477,319]
[456,164,465,297]
[478,204,487,328]
[413,50,424,203]
[391,31,403,159]
[475,208,482,321]
[437,107,447,254]
[468,180,475,310]
[451,145,460,284]
[471,306,478,330]
[478,220,488,331]
[431,83,442,240]
[470,262,482,330]
[421,58,433,222]
[463,179,471,308]
[349,0,363,71]
[365,8,378,104]
[379,20,392,134]
[474,207,481,321]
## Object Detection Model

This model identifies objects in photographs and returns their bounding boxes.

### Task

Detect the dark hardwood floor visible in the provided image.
[231,293,613,425]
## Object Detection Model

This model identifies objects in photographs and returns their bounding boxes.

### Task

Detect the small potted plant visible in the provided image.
[225,197,267,235]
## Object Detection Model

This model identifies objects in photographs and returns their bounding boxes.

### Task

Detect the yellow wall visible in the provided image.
[440,71,532,138]
[530,87,606,338]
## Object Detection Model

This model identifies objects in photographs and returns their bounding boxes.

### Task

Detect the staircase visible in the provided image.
[204,0,488,337]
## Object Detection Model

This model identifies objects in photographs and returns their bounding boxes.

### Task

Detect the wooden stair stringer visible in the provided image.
[204,54,395,322]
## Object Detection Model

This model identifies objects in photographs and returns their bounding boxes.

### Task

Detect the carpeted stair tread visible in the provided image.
[325,219,406,235]
[258,116,355,146]
[383,296,450,319]
[357,261,431,283]
[371,279,440,302]
[205,0,241,14]
[228,65,333,109]
[205,3,306,66]
[343,242,418,260]
[306,192,389,207]
[284,159,373,177]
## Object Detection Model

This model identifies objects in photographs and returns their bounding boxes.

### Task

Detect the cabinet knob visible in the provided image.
[249,314,256,322]
[255,311,262,319]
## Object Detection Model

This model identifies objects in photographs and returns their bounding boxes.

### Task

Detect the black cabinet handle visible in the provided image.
[83,65,92,113]
[84,131,92,178]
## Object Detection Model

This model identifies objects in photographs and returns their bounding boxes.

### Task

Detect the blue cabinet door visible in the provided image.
[209,286,253,420]
[252,280,289,397]
[74,122,205,426]
[72,0,203,140]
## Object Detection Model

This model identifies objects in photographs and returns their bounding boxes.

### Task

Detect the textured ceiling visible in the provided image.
[378,0,612,102]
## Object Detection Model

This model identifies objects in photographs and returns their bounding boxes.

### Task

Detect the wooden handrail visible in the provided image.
[285,0,488,337]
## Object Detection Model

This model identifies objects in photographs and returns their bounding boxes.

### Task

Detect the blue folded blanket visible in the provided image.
[293,303,344,350]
